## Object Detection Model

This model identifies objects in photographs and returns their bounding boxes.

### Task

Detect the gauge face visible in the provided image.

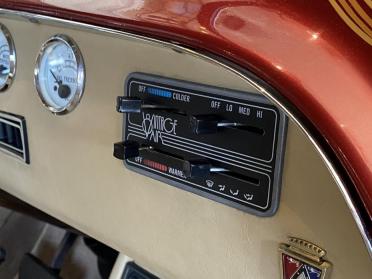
[0,23,16,92]
[35,35,85,114]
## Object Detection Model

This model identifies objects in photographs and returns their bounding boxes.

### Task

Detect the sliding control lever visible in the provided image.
[113,140,227,178]
[116,96,172,113]
[183,159,227,178]
[190,115,266,135]
[113,140,140,160]
[190,115,250,135]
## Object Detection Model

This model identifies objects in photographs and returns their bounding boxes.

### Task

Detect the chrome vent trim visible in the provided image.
[0,111,29,163]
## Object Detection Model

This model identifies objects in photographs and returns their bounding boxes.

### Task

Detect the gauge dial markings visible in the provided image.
[0,24,16,91]
[35,34,85,114]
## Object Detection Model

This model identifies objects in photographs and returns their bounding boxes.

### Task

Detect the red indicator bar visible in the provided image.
[143,159,168,172]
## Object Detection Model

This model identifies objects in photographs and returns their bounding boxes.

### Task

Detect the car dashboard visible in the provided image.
[0,9,371,279]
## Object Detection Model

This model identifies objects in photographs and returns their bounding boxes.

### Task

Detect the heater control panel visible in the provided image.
[114,73,287,216]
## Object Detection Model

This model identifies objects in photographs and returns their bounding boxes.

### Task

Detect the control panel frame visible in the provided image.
[121,73,288,216]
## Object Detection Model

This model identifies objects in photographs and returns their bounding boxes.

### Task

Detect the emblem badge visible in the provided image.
[280,237,331,279]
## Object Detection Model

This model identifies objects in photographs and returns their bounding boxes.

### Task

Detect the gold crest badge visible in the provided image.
[279,237,332,279]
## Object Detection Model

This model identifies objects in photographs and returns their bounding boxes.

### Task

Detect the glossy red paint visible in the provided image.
[0,1,371,220]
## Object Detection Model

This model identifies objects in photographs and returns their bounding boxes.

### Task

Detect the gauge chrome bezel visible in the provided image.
[34,34,85,115]
[0,22,16,92]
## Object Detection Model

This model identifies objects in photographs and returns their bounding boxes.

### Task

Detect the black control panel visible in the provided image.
[115,73,287,216]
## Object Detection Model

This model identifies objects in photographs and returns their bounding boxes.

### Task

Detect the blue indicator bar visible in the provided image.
[146,87,172,98]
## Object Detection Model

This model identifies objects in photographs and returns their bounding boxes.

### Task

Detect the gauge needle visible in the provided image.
[50,69,71,99]
[0,64,8,75]
[50,70,62,85]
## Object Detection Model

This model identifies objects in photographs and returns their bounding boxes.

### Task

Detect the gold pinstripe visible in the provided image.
[338,0,372,36]
[365,0,372,9]
[329,0,372,45]
[349,0,372,26]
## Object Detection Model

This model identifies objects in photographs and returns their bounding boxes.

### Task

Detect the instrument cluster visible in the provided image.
[0,22,86,114]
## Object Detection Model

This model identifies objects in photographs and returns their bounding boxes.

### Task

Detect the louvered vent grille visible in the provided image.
[0,112,29,163]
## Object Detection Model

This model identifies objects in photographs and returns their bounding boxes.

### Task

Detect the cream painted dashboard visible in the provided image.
[0,15,371,279]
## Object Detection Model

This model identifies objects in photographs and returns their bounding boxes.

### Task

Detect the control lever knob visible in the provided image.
[183,159,212,178]
[116,96,172,113]
[190,115,219,135]
[116,97,143,113]
[190,115,247,135]
[183,159,227,178]
[113,140,140,160]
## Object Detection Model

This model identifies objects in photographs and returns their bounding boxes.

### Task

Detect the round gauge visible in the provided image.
[0,23,16,92]
[34,34,85,114]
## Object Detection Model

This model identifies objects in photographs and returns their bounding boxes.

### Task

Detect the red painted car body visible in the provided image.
[0,1,371,225]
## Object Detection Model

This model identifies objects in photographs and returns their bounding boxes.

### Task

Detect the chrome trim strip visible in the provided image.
[0,8,370,257]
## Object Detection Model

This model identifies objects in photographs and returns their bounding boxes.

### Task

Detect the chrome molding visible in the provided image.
[0,8,370,257]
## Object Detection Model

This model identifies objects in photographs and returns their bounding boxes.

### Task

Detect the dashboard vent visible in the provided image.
[0,111,29,163]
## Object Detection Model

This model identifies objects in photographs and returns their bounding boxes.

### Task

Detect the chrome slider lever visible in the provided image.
[190,115,263,135]
[113,140,153,160]
[190,115,243,135]
[183,159,228,179]
[116,96,171,113]
[114,140,228,178]
[217,122,246,128]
